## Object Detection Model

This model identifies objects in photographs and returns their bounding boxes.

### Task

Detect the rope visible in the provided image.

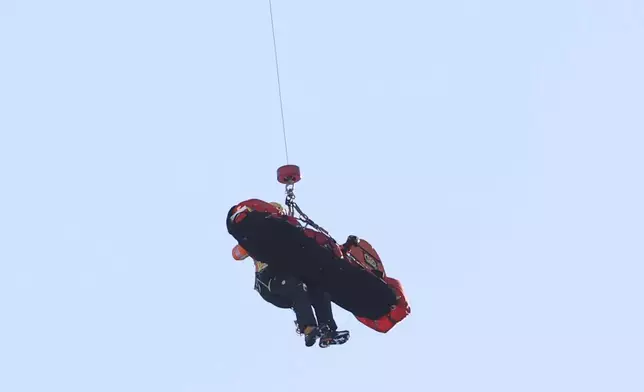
[268,0,289,164]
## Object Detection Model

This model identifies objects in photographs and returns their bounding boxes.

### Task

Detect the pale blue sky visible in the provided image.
[1,1,643,391]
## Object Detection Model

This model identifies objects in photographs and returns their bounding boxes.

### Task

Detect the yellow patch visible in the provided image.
[254,260,268,272]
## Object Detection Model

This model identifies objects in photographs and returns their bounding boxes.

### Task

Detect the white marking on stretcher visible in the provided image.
[230,205,250,222]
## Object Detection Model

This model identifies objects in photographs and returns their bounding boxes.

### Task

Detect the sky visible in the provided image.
[1,1,643,391]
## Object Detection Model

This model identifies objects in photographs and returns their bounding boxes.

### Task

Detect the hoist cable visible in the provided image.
[268,0,289,164]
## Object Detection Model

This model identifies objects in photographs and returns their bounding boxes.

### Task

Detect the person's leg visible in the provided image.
[268,275,323,346]
[267,276,317,329]
[308,286,338,331]
[256,270,319,341]
[308,284,350,347]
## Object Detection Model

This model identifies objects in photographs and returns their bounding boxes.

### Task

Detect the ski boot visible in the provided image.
[295,321,320,347]
[318,324,350,348]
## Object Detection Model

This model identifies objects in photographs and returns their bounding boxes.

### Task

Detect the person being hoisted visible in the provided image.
[231,201,350,348]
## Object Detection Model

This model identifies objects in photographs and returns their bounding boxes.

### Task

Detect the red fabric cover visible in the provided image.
[233,199,341,257]
[356,277,410,333]
[302,228,344,259]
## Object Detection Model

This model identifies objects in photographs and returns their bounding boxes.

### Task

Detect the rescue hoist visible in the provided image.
[276,164,338,242]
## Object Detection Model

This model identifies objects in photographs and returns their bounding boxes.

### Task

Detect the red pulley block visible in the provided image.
[277,164,301,184]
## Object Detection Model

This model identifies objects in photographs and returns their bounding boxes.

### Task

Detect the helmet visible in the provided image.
[232,244,249,261]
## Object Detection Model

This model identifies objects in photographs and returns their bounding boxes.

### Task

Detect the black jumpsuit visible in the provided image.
[254,262,338,332]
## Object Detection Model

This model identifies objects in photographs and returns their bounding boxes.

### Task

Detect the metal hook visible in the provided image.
[285,184,296,216]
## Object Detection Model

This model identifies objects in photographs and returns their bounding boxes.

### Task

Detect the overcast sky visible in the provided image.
[1,1,642,391]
